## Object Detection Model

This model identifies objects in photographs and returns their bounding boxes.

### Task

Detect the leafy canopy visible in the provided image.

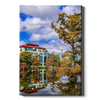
[51,12,81,68]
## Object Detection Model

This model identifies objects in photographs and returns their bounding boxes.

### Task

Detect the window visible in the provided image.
[39,53,43,55]
[47,55,48,58]
[44,56,46,63]
[39,56,43,63]
[33,53,38,55]
[27,47,30,51]
[33,48,36,52]
[39,82,42,84]
[43,49,46,52]
[20,48,22,52]
[38,49,41,52]
[44,53,47,55]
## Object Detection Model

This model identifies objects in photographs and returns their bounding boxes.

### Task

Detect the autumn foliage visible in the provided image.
[56,67,68,77]
[31,72,40,83]
[60,58,72,67]
[56,67,81,78]
[20,62,28,70]
[51,13,81,68]
[20,70,28,77]
[33,59,41,66]
[31,64,35,69]
[56,82,81,95]
[30,59,41,71]
[46,54,59,71]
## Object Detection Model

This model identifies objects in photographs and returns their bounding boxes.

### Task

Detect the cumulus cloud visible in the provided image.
[29,28,58,41]
[40,39,71,53]
[20,5,61,20]
[20,17,51,33]
[62,5,81,15]
[19,5,81,58]
[20,5,81,33]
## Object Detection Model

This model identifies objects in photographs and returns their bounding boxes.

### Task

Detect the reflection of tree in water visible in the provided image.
[20,70,28,77]
[20,70,41,89]
[31,71,41,83]
[46,68,81,94]
[20,70,31,89]
[46,70,59,92]
[56,81,81,95]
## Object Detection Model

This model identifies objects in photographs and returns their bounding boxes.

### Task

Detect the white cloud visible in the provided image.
[62,5,81,15]
[20,16,54,34]
[38,39,71,59]
[20,41,26,46]
[20,5,81,32]
[19,5,81,58]
[40,39,71,53]
[20,5,61,20]
[20,17,51,33]
[20,5,81,41]
[29,28,59,41]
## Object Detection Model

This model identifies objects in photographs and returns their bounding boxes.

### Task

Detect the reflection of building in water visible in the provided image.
[28,70,48,89]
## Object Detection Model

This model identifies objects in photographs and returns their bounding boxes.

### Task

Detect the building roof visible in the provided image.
[20,43,46,49]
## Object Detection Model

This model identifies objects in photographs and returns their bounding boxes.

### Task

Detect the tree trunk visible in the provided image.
[23,67,25,72]
[72,43,75,69]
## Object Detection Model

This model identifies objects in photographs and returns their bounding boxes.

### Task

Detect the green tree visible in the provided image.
[20,72,31,89]
[32,54,41,66]
[46,54,59,71]
[56,81,81,95]
[51,13,81,68]
[54,55,60,65]
[20,51,32,67]
[20,51,41,68]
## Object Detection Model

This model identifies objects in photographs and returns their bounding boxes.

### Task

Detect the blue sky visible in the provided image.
[20,5,81,54]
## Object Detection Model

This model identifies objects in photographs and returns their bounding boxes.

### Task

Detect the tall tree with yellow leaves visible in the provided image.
[51,13,81,68]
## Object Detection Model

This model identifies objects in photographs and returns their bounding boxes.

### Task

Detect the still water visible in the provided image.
[19,70,81,95]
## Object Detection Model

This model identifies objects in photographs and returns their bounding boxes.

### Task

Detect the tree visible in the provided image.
[20,62,28,70]
[60,58,72,67]
[46,53,59,71]
[32,59,41,71]
[56,67,69,78]
[33,59,41,67]
[20,71,31,89]
[56,65,81,78]
[32,54,40,61]
[56,81,81,95]
[78,59,81,66]
[51,13,81,68]
[20,51,41,68]
[20,70,28,77]
[54,55,60,65]
[20,51,32,67]
[31,72,40,83]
